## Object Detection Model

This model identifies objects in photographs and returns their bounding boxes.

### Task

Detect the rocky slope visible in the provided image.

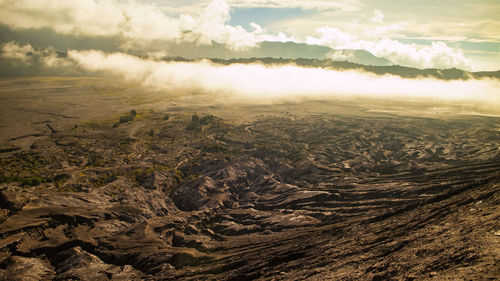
[0,106,499,280]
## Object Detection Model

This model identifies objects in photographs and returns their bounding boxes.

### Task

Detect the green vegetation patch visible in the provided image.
[113,109,138,127]
[186,114,222,131]
[128,165,184,185]
[0,152,59,186]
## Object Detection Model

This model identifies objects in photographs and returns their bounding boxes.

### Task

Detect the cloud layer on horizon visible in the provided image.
[2,42,498,115]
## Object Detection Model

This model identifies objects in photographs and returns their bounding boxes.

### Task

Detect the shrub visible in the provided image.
[132,168,154,184]
[117,109,137,125]
[87,152,104,166]
[119,115,133,124]
[200,115,216,125]
[21,176,47,186]
[186,115,201,131]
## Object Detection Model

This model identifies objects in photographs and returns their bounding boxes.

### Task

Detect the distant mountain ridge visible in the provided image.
[244,42,393,66]
[162,41,393,66]
[163,57,500,81]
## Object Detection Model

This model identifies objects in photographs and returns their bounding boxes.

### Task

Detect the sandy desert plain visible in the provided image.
[0,76,499,280]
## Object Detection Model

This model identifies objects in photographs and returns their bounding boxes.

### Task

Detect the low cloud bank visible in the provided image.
[68,50,500,114]
[2,42,500,114]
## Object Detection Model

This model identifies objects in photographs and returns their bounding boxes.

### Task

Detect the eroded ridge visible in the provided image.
[1,109,499,280]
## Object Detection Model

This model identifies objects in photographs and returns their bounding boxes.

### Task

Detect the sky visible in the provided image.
[0,0,499,71]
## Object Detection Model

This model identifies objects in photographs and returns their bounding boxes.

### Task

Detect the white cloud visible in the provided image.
[1,41,70,67]
[362,39,472,70]
[194,0,259,49]
[0,0,284,50]
[372,23,406,37]
[370,10,384,24]
[307,27,472,69]
[0,0,126,36]
[64,49,500,114]
[250,23,299,43]
[226,0,362,11]
[1,41,35,62]
[120,2,186,41]
[306,27,357,47]
[328,50,354,61]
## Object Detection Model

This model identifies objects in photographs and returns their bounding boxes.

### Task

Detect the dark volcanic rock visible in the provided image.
[53,246,143,280]
[0,109,499,280]
[0,255,55,281]
[173,176,231,211]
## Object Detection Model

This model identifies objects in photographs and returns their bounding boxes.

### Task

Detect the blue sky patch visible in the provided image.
[229,7,315,30]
